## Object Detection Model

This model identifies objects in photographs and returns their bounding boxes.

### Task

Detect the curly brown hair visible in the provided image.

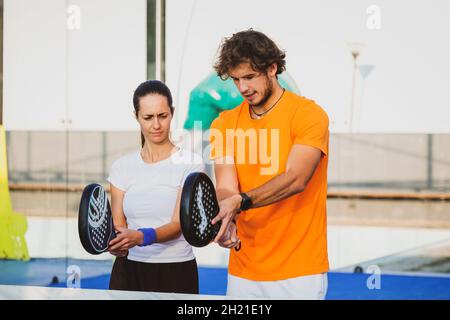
[214,29,286,80]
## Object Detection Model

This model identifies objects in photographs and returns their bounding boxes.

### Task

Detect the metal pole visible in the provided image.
[102,132,107,180]
[349,58,357,133]
[347,43,365,133]
[427,134,433,190]
[155,0,162,80]
[26,131,31,181]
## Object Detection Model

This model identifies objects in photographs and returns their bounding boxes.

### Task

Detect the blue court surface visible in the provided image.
[1,258,450,299]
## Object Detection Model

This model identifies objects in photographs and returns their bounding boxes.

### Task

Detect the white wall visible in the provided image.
[4,0,67,131]
[4,0,146,131]
[5,0,450,133]
[166,0,450,133]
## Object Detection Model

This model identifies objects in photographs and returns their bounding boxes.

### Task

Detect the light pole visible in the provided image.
[357,64,375,131]
[347,42,365,133]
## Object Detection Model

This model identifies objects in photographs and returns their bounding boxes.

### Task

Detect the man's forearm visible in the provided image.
[246,171,304,208]
[216,187,238,202]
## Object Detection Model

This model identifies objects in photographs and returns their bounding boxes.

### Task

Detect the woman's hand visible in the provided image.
[109,249,129,257]
[108,227,144,251]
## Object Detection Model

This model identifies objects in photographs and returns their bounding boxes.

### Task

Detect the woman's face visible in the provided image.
[136,94,173,145]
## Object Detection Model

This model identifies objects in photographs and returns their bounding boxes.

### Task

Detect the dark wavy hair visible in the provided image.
[133,80,174,147]
[214,29,286,80]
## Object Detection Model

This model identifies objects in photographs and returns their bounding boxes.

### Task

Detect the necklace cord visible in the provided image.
[250,88,285,118]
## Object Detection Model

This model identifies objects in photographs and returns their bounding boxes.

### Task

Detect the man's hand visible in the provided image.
[108,227,144,251]
[211,194,242,243]
[217,220,240,249]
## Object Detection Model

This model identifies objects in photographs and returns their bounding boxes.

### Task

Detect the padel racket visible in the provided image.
[78,183,116,254]
[180,172,221,247]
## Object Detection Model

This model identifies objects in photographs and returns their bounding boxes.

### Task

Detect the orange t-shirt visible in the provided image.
[209,90,329,281]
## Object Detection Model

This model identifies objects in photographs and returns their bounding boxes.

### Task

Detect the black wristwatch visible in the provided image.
[239,192,253,211]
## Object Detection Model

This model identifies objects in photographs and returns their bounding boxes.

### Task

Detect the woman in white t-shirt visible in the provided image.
[107,80,204,294]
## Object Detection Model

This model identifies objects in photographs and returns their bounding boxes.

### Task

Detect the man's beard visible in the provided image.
[250,76,273,109]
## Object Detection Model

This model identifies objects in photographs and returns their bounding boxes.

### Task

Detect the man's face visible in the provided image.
[228,62,276,108]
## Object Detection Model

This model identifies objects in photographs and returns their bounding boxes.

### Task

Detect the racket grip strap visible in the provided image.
[137,228,157,247]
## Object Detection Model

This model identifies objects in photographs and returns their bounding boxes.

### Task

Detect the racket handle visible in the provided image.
[110,231,117,240]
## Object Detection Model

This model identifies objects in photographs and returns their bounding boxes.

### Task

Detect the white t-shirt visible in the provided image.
[107,147,205,263]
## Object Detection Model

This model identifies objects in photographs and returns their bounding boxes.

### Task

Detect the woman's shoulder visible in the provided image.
[173,146,204,168]
[111,150,140,169]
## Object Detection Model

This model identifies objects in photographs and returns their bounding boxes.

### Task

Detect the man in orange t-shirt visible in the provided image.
[209,30,330,299]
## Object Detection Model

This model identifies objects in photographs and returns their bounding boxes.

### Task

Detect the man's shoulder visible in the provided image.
[211,103,244,128]
[285,91,328,120]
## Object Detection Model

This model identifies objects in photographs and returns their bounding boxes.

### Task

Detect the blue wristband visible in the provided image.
[138,228,157,247]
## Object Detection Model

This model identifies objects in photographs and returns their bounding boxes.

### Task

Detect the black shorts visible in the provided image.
[109,256,199,294]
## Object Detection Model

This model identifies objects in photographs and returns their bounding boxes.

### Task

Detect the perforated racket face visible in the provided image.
[78,184,115,254]
[180,172,221,247]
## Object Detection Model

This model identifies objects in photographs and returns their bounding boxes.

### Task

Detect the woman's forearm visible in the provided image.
[155,221,182,243]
